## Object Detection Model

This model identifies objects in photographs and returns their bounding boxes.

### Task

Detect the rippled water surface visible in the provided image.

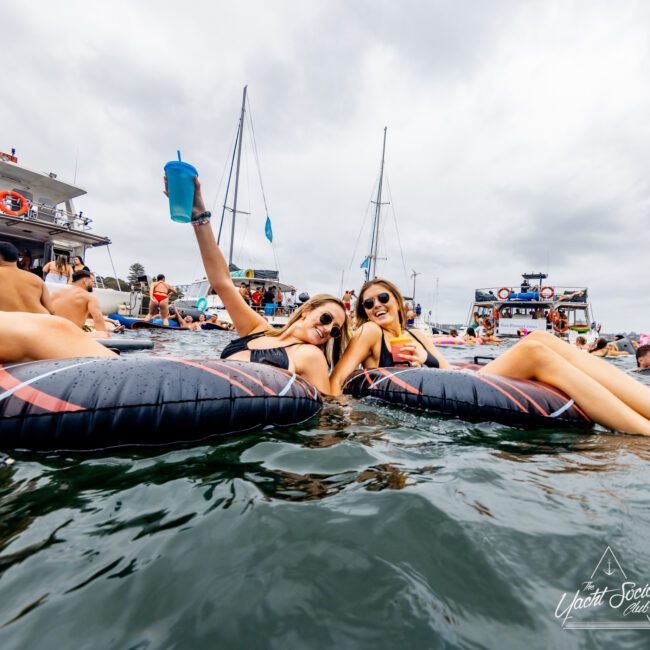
[2,331,650,649]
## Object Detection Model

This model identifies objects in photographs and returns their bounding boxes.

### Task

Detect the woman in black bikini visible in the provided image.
[170,176,350,395]
[330,277,650,436]
[330,279,449,395]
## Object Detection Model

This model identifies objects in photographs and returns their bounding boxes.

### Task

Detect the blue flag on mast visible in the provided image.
[264,215,273,243]
[360,256,370,269]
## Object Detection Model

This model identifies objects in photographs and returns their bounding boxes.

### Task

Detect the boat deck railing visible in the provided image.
[1,200,93,231]
[474,285,589,304]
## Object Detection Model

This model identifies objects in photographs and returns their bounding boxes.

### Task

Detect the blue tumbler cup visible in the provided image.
[164,158,197,223]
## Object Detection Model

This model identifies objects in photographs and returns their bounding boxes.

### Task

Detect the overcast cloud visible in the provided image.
[3,0,650,330]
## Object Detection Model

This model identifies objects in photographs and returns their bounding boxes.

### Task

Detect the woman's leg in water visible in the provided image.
[480,335,650,435]
[0,313,116,363]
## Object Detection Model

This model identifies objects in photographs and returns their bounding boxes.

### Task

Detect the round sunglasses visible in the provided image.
[362,292,391,311]
[319,312,342,338]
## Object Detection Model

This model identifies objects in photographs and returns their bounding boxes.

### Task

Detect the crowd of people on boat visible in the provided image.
[3,172,650,436]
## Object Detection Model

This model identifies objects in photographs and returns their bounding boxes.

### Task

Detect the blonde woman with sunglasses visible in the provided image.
[331,278,650,436]
[169,176,349,395]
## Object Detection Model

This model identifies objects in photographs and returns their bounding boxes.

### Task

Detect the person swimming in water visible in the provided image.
[330,277,650,436]
[165,174,350,394]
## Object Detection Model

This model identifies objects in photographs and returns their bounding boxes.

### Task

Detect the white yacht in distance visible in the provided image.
[0,149,136,314]
[467,272,598,341]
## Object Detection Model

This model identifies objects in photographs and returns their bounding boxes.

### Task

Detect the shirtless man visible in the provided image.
[0,241,55,314]
[51,270,109,337]
[144,274,177,326]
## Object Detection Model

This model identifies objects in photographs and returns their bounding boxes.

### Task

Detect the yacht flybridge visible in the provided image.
[467,272,598,341]
[0,149,134,313]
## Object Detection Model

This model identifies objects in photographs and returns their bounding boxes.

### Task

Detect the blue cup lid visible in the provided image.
[164,160,198,176]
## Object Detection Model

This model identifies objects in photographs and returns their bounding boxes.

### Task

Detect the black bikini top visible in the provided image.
[220,332,300,370]
[379,329,440,369]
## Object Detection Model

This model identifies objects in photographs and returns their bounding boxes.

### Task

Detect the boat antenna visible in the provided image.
[368,127,388,280]
[228,85,248,266]
[73,147,79,184]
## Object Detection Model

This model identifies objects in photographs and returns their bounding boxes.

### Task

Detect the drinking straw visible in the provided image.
[177,150,182,161]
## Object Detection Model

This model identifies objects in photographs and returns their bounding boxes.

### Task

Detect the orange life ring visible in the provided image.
[497,287,511,300]
[553,318,569,333]
[0,191,30,217]
[482,317,494,329]
[540,286,555,300]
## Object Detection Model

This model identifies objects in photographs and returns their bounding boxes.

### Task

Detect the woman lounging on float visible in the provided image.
[330,278,650,436]
[172,175,350,395]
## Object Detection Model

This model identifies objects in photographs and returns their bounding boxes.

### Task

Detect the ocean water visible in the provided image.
[1,331,650,649]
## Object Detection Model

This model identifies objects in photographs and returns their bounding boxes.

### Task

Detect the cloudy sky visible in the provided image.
[4,0,650,331]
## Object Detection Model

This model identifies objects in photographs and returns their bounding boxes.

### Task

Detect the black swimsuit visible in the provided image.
[378,329,440,368]
[220,332,300,370]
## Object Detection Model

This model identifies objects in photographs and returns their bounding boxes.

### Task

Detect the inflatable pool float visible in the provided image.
[431,336,467,346]
[344,366,592,429]
[0,357,321,451]
[108,313,182,330]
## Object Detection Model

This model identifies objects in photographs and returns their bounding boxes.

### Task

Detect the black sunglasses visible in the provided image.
[319,312,342,338]
[362,292,391,311]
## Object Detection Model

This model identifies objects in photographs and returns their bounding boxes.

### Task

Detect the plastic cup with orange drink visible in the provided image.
[388,330,413,364]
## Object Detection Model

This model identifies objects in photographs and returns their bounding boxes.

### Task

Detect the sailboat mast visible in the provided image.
[228,85,248,266]
[368,126,387,280]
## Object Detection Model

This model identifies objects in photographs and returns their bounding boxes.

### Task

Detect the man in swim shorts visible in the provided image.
[51,270,109,337]
[0,241,55,314]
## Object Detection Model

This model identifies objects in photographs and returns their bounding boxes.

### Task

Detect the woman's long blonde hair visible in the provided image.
[355,278,406,330]
[264,293,350,366]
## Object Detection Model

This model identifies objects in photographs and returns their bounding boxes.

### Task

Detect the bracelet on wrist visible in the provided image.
[191,210,211,227]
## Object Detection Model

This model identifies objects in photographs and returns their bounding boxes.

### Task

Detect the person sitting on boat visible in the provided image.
[0,241,55,315]
[251,286,263,308]
[635,345,650,371]
[144,274,178,326]
[51,270,109,337]
[166,175,350,395]
[239,283,252,305]
[43,254,72,284]
[283,288,297,313]
[470,311,481,329]
[330,277,650,436]
[72,255,91,274]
